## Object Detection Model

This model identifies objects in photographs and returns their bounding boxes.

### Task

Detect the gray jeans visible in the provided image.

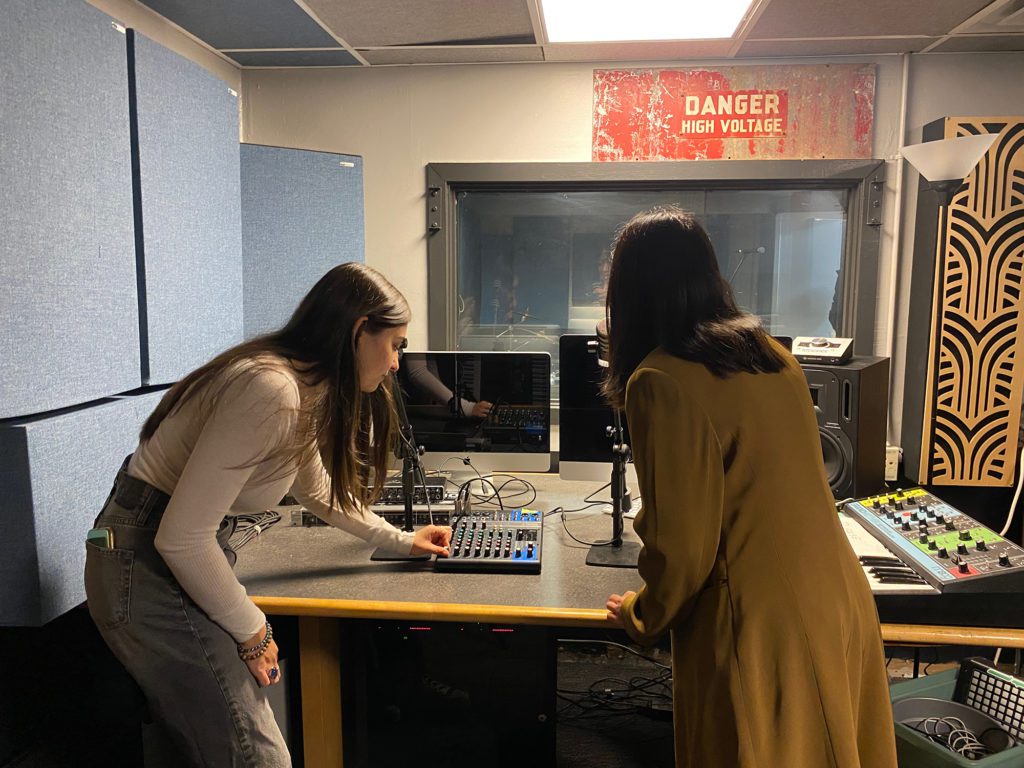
[84,463,290,768]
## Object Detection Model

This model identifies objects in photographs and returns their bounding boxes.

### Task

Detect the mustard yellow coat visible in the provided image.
[621,346,897,768]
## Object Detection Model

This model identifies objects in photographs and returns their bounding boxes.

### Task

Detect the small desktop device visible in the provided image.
[792,336,853,364]
[395,351,551,473]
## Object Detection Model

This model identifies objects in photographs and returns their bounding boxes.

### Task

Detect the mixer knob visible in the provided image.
[959,530,972,541]
[935,513,945,524]
[945,521,956,531]
[957,542,969,556]
[906,497,917,506]
[976,540,987,552]
[918,533,928,544]
[902,520,912,531]
[919,504,929,514]
[895,501,904,510]
[999,554,1012,567]
[958,561,970,574]
[937,547,948,558]
[872,498,881,509]
[928,540,938,551]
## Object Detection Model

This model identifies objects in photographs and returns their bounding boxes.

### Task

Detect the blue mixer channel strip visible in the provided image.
[846,501,955,583]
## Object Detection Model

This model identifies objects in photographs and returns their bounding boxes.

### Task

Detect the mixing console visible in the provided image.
[843,489,1024,593]
[434,508,543,574]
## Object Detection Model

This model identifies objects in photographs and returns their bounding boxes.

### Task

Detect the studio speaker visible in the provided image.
[801,357,889,499]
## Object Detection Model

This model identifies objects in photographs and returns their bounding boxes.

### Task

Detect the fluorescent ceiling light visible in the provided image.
[540,0,754,43]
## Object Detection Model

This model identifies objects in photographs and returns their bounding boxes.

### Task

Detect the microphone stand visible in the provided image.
[586,409,641,568]
[371,374,431,562]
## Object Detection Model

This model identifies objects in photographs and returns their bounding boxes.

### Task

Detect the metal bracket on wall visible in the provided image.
[866,176,884,227]
[427,186,441,233]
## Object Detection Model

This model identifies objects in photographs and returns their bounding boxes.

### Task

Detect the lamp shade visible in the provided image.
[900,133,998,182]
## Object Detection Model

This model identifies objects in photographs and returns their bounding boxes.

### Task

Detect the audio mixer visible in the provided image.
[434,508,543,574]
[843,488,1024,593]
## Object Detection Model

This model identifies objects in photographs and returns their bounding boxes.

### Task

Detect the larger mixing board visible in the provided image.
[843,489,1024,593]
[434,508,543,574]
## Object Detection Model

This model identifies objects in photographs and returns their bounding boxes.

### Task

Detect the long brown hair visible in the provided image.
[140,262,411,514]
[602,207,784,409]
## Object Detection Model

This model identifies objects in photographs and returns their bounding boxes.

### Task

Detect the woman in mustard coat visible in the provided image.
[603,208,897,768]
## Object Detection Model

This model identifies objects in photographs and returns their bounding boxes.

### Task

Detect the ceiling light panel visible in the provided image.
[540,0,754,42]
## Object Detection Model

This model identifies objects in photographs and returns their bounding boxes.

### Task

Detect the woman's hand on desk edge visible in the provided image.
[411,525,452,556]
[606,591,636,627]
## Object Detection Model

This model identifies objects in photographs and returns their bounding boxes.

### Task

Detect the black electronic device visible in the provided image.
[375,476,447,506]
[434,508,543,574]
[801,356,889,498]
[843,489,1024,593]
[792,336,854,364]
[395,351,551,473]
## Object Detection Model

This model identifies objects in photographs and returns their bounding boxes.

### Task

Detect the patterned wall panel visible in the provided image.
[131,31,243,386]
[0,391,165,626]
[240,144,364,338]
[0,0,139,418]
[919,117,1024,486]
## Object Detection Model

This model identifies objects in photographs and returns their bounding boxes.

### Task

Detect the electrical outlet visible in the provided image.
[885,444,901,482]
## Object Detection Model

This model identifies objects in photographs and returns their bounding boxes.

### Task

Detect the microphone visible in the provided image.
[595,319,610,369]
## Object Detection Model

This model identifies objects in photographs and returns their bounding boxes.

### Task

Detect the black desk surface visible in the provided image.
[234,473,1024,632]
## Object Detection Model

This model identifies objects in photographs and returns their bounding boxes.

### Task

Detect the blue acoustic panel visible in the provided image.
[0,391,165,626]
[137,0,340,50]
[241,144,365,337]
[225,49,361,67]
[132,31,243,385]
[0,0,139,419]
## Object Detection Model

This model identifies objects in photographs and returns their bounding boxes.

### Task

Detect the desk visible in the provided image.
[235,475,1024,767]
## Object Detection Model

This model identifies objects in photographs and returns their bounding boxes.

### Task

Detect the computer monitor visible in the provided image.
[557,334,639,490]
[395,351,551,473]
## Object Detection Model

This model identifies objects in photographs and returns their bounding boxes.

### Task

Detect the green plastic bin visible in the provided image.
[890,669,1024,767]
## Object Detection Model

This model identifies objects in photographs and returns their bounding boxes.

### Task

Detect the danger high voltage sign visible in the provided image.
[675,90,788,138]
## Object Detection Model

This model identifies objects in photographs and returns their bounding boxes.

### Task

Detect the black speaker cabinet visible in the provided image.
[801,357,889,499]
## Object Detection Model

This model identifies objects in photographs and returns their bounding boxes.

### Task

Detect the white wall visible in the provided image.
[241,57,904,351]
[891,52,1024,443]
[86,0,240,89]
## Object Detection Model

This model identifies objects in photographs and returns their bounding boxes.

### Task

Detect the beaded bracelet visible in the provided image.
[237,620,273,661]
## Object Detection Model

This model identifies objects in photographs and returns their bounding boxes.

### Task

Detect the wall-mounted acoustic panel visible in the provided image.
[241,144,364,338]
[0,0,139,418]
[131,31,242,385]
[902,116,1024,486]
[0,391,165,626]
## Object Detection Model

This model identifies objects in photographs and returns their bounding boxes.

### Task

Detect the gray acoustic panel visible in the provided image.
[0,0,139,418]
[360,45,544,65]
[737,37,937,57]
[137,0,340,50]
[931,35,1024,53]
[241,144,364,338]
[225,49,361,67]
[132,31,243,385]
[0,391,165,626]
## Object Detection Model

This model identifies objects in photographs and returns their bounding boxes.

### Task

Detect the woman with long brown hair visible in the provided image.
[85,263,450,767]
[603,208,896,767]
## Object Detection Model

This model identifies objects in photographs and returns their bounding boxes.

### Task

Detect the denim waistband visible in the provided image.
[107,455,172,528]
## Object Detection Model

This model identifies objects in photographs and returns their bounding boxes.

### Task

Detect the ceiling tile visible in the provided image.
[543,40,733,62]
[302,0,535,47]
[137,0,340,49]
[225,49,362,67]
[359,46,543,65]
[748,0,994,39]
[738,37,937,57]
[930,34,1024,52]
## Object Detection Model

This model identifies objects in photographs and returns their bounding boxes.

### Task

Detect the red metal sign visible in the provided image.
[593,65,875,161]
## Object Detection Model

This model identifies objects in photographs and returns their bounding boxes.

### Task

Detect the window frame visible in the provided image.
[425,160,886,355]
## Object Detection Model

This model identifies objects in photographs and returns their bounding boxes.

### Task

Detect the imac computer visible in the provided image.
[395,351,551,473]
[558,334,639,492]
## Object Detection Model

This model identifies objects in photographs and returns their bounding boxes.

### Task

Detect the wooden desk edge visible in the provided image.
[254,596,1024,647]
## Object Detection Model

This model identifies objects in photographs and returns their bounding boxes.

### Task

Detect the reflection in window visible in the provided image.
[456,188,849,396]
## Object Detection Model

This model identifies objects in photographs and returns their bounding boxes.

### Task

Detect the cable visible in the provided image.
[999,439,1024,536]
[558,638,671,670]
[229,511,282,549]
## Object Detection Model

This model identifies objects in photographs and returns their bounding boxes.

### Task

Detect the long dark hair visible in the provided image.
[602,207,784,409]
[140,262,411,514]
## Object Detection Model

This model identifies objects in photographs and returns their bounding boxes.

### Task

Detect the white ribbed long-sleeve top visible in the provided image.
[128,362,413,642]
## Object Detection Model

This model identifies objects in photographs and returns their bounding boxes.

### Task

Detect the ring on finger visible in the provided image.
[269,666,279,681]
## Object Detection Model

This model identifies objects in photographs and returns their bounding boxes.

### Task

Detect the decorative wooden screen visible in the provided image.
[920,117,1024,486]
